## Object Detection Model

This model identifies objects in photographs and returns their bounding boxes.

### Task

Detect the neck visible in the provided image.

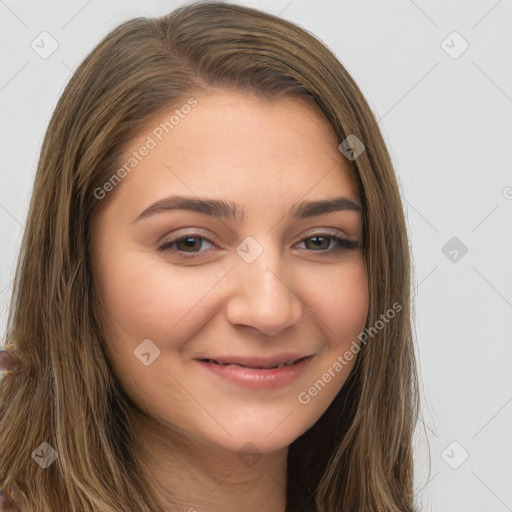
[129,408,288,512]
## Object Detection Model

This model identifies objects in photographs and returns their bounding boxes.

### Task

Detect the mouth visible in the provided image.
[197,356,311,370]
[196,355,314,389]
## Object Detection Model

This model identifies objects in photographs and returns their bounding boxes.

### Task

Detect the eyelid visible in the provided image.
[159,227,351,244]
[157,227,359,255]
[157,227,219,246]
[293,228,360,250]
[294,227,349,241]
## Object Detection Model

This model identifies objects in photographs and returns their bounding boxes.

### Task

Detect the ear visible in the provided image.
[0,488,20,511]
[0,349,20,373]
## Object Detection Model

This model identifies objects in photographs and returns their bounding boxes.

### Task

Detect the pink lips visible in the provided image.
[196,355,313,389]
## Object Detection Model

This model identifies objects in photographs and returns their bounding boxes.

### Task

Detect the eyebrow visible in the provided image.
[132,195,362,223]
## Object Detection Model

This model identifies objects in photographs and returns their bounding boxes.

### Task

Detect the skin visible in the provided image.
[90,89,369,512]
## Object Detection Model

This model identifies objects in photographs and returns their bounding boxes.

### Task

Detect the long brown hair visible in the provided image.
[0,2,420,510]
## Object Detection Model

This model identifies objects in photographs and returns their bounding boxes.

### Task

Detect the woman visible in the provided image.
[0,1,420,510]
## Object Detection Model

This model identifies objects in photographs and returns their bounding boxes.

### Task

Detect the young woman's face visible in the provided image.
[91,89,368,455]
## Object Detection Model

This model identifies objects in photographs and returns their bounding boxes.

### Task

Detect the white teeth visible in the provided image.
[273,361,295,368]
[204,358,298,368]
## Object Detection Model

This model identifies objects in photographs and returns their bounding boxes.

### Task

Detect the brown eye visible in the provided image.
[158,234,215,256]
[304,235,331,251]
[174,236,205,252]
[296,233,359,253]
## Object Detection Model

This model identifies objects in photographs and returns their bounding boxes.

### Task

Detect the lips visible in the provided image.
[200,356,308,370]
[197,355,311,370]
[197,355,314,389]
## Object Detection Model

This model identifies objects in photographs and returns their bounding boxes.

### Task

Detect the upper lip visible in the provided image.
[196,353,312,369]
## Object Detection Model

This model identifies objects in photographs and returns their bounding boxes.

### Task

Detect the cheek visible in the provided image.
[94,250,221,417]
[93,244,369,448]
[100,253,187,333]
[94,249,228,366]
[292,260,367,422]
[305,258,369,343]
[97,248,368,360]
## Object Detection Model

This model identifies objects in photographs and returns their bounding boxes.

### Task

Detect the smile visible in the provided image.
[199,356,308,369]
[196,355,314,389]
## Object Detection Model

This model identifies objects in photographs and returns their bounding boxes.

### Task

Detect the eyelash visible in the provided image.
[157,230,359,258]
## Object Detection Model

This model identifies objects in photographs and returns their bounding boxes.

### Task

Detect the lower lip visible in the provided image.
[196,356,313,389]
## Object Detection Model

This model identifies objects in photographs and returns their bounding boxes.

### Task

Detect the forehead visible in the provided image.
[98,90,360,221]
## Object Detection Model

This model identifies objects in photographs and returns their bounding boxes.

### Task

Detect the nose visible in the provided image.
[225,243,303,336]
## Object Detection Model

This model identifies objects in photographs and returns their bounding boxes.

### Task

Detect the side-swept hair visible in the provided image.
[0,2,419,510]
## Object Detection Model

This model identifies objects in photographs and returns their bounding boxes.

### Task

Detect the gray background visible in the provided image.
[1,0,511,510]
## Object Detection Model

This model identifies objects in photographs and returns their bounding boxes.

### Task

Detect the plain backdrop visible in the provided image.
[1,1,511,510]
